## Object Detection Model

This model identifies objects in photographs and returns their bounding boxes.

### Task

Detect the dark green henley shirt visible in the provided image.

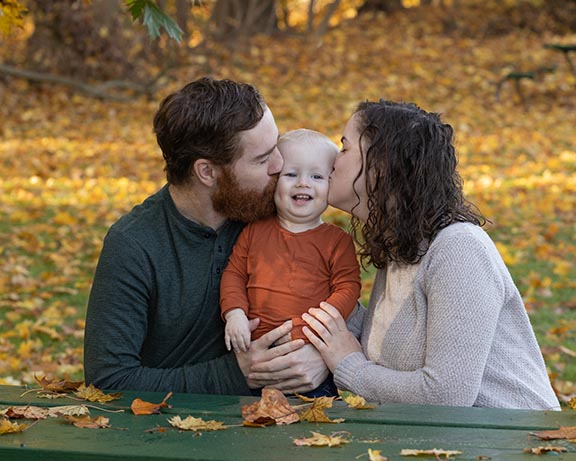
[84,185,251,394]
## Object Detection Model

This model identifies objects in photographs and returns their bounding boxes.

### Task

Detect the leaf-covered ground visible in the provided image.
[0,3,575,401]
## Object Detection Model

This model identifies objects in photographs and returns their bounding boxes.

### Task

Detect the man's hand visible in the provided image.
[224,309,251,352]
[235,321,329,393]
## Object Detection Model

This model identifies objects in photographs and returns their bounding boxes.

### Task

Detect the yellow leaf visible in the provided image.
[293,431,350,447]
[368,448,389,461]
[299,396,345,423]
[339,390,376,409]
[75,384,122,403]
[0,419,27,435]
[167,415,226,431]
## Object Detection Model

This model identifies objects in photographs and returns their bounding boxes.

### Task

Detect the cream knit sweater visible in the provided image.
[336,223,560,410]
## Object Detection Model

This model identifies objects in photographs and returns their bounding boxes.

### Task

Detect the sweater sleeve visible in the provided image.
[84,229,250,395]
[334,231,505,406]
[324,232,362,319]
[219,226,251,319]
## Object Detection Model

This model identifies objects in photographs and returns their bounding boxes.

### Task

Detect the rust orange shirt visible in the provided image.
[220,217,361,341]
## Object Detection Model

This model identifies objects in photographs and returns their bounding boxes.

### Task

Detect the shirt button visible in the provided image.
[216,268,221,275]
[204,233,211,238]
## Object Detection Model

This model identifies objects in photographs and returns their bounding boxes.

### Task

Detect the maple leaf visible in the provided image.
[64,415,110,429]
[523,446,568,455]
[0,419,28,435]
[530,426,576,440]
[74,384,122,403]
[400,448,462,458]
[339,390,376,409]
[368,448,389,461]
[131,391,173,415]
[241,387,299,426]
[34,374,83,393]
[167,415,226,431]
[299,396,345,424]
[293,431,350,447]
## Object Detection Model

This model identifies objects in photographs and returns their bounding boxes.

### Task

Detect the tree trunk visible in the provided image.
[210,0,277,40]
[357,0,403,15]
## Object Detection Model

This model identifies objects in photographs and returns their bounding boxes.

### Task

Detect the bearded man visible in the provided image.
[84,77,330,394]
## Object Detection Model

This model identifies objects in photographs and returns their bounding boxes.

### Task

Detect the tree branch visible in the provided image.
[0,63,165,101]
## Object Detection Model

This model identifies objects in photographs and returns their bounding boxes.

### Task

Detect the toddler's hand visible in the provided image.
[225,309,251,352]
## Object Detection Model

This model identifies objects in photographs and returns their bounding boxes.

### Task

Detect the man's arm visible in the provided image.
[83,229,251,395]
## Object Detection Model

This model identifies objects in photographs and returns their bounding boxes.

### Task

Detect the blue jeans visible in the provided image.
[251,374,337,398]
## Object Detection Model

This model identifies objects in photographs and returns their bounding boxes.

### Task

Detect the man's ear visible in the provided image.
[192,159,218,187]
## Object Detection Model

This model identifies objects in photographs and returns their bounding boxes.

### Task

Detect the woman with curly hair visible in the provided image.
[302,100,560,410]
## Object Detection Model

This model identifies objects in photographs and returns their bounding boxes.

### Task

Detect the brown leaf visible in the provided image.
[530,426,576,440]
[0,419,28,435]
[293,431,350,447]
[523,446,568,455]
[167,415,226,431]
[299,396,345,424]
[4,405,49,420]
[131,391,173,415]
[241,387,299,426]
[64,415,110,429]
[34,374,83,393]
[74,384,122,403]
[568,397,576,411]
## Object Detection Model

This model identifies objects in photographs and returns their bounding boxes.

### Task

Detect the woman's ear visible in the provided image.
[192,159,217,187]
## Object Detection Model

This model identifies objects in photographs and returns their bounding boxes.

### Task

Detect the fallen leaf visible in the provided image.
[523,446,568,455]
[34,374,83,393]
[400,448,462,458]
[48,405,90,417]
[293,431,350,447]
[567,397,576,411]
[64,415,110,429]
[339,390,376,409]
[4,405,49,419]
[241,387,299,426]
[300,396,345,423]
[131,391,173,415]
[75,384,122,403]
[367,448,389,460]
[530,426,576,440]
[167,415,226,431]
[0,419,28,435]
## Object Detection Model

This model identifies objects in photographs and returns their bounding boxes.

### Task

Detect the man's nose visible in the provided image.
[268,148,283,175]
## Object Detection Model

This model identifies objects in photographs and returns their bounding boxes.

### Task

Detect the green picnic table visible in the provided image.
[0,385,575,460]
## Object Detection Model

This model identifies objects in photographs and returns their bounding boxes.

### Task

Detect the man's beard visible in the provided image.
[212,166,277,223]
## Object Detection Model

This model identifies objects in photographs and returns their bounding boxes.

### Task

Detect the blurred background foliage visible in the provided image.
[0,0,575,403]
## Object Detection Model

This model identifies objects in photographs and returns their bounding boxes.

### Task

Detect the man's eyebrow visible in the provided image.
[254,144,277,161]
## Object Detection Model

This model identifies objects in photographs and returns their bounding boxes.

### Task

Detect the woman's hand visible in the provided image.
[302,301,362,372]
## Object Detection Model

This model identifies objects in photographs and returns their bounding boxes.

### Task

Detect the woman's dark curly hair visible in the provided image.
[350,100,486,267]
